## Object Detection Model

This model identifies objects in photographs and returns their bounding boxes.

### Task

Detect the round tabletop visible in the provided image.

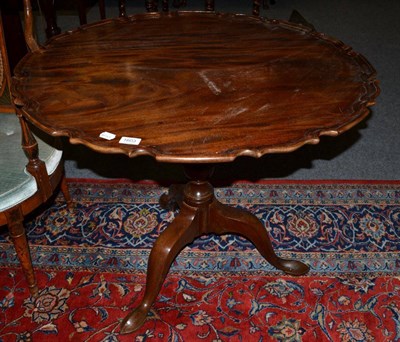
[13,11,379,163]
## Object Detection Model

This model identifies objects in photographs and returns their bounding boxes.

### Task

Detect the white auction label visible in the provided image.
[99,131,116,140]
[119,136,142,145]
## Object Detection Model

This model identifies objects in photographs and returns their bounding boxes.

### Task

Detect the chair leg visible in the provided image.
[205,0,214,11]
[77,0,88,25]
[5,206,38,297]
[145,0,157,12]
[37,0,61,38]
[288,10,316,31]
[118,0,127,17]
[60,176,72,208]
[98,0,106,20]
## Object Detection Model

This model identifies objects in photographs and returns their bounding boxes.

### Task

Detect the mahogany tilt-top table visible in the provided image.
[12,11,379,334]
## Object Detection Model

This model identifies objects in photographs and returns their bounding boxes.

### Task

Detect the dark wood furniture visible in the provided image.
[77,0,106,25]
[146,0,264,15]
[0,12,71,297]
[39,0,266,38]
[0,0,28,72]
[37,0,108,38]
[37,0,61,38]
[13,2,379,334]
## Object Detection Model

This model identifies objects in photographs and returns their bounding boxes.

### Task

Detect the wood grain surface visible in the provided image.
[12,12,379,163]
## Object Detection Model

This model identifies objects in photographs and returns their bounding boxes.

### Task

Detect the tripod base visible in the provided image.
[120,165,309,334]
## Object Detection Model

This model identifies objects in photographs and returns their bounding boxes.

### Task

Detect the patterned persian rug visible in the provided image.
[0,179,400,341]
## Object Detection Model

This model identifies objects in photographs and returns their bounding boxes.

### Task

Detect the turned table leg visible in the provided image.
[120,164,309,334]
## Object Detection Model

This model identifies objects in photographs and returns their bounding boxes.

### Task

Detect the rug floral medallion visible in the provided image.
[0,180,400,341]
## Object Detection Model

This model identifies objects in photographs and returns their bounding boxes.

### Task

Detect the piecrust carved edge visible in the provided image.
[11,12,380,164]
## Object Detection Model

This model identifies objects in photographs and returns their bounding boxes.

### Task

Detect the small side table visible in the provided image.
[13,12,379,334]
